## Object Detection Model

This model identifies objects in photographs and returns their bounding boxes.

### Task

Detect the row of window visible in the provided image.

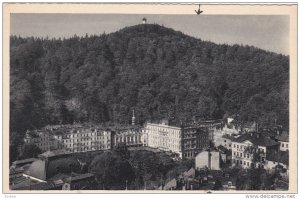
[147,131,181,138]
[233,143,248,149]
[148,142,180,150]
[147,126,180,134]
[115,137,140,142]
[233,143,265,153]
[233,159,252,167]
[148,136,181,144]
[233,152,250,159]
[281,143,288,148]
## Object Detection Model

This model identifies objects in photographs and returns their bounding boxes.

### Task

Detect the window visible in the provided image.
[247,162,249,166]
[237,145,239,148]
[233,144,236,148]
[244,161,246,165]
[247,154,249,158]
[286,144,288,147]
[282,143,284,147]
[233,152,236,156]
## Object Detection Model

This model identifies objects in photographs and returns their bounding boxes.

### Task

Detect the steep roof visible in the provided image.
[24,154,81,181]
[183,168,195,178]
[232,133,279,147]
[25,159,47,181]
[163,178,177,190]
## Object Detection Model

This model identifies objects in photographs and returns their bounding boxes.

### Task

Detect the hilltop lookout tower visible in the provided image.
[142,17,147,24]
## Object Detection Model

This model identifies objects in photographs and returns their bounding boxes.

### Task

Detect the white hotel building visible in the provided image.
[24,124,112,153]
[145,121,182,156]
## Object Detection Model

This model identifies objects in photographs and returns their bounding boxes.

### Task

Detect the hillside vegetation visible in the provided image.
[10,24,289,138]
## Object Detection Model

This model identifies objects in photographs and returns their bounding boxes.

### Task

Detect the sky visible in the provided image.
[10,14,289,55]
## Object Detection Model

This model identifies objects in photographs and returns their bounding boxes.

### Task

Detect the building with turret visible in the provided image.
[142,17,147,24]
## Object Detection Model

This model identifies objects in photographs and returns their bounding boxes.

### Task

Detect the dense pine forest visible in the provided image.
[10,24,289,141]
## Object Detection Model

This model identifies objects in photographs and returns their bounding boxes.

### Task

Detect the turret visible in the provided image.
[132,109,136,125]
[142,17,147,24]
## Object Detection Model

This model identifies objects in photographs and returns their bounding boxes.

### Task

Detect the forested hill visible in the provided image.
[10,24,289,136]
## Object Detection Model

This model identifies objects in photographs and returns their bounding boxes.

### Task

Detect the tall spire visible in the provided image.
[132,109,136,125]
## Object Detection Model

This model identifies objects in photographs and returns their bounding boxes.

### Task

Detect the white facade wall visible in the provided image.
[231,141,266,169]
[222,124,240,136]
[195,151,220,170]
[24,129,111,153]
[279,141,289,151]
[145,123,182,156]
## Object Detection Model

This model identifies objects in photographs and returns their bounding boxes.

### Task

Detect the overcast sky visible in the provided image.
[10,14,289,55]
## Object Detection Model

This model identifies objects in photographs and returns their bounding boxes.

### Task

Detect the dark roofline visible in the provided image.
[13,158,37,165]
[232,133,279,147]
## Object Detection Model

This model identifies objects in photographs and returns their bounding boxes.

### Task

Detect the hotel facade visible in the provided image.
[24,125,112,153]
[144,121,210,158]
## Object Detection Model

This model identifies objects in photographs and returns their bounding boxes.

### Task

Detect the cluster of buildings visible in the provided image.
[23,115,289,172]
[10,150,97,190]
[23,113,222,159]
[24,123,144,154]
[13,113,289,190]
[196,118,289,175]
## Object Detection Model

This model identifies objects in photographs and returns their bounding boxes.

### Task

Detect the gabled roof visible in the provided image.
[232,133,279,147]
[25,159,47,181]
[183,168,195,178]
[163,178,177,190]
